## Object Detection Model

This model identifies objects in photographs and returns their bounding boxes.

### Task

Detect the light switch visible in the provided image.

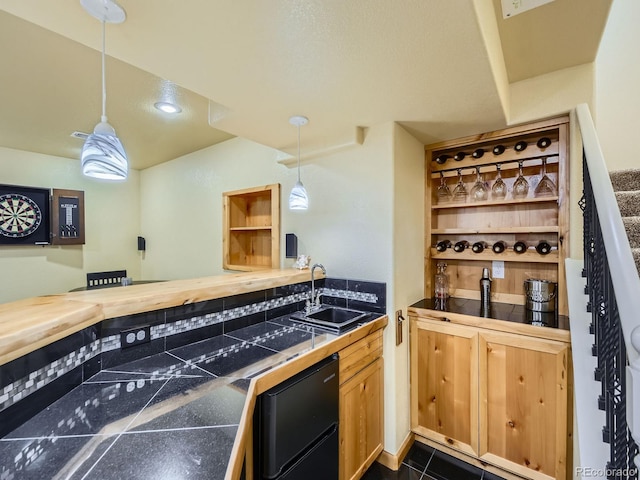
[492,261,505,279]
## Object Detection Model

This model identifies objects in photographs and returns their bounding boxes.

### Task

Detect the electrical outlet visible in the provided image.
[492,261,505,279]
[120,326,151,349]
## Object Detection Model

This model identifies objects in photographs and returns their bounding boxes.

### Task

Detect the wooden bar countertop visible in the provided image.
[0,269,322,367]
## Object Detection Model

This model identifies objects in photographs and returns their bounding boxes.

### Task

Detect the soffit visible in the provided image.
[494,0,612,83]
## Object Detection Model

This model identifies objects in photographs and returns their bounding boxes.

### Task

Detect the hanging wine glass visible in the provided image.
[512,160,529,199]
[470,166,488,201]
[534,156,557,197]
[437,171,452,203]
[491,163,507,199]
[452,169,468,202]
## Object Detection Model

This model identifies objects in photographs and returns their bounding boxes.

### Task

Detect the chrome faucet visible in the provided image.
[306,263,326,314]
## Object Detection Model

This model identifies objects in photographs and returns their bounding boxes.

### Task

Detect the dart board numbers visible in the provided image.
[0,193,42,238]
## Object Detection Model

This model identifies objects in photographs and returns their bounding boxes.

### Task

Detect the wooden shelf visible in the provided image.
[425,115,570,315]
[432,196,558,210]
[431,226,559,235]
[429,247,559,264]
[430,154,559,177]
[229,226,273,231]
[223,184,280,271]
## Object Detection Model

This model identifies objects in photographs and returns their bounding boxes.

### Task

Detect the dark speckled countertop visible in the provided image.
[0,313,370,480]
[410,297,569,331]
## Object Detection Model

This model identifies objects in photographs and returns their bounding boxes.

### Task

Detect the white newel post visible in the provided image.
[627,326,640,471]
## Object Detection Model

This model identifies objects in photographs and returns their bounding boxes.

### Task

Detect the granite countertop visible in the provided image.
[410,297,570,331]
[0,311,379,480]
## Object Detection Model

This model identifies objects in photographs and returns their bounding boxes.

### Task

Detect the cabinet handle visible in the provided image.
[396,310,405,346]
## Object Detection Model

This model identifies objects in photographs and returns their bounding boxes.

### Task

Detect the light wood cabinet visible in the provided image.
[338,330,384,480]
[425,116,570,314]
[222,184,280,271]
[410,313,570,480]
[410,317,479,457]
[479,330,569,480]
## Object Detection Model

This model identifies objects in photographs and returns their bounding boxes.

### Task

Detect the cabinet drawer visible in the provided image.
[339,329,383,384]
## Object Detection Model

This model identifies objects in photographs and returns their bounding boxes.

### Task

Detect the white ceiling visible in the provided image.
[0,0,611,170]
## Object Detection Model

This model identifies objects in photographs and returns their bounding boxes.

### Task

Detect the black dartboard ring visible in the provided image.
[0,193,43,238]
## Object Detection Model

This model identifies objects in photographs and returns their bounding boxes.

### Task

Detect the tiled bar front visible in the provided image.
[0,277,386,439]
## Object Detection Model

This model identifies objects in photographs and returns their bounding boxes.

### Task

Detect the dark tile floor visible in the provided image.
[362,442,505,480]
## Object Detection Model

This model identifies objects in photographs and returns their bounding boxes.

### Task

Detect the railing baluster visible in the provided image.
[582,153,639,479]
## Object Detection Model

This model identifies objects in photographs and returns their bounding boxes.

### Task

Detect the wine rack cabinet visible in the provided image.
[425,116,570,315]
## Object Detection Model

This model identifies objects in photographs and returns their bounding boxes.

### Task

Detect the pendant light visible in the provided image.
[288,115,309,210]
[80,0,128,181]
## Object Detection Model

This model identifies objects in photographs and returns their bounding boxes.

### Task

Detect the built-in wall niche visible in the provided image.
[0,184,85,246]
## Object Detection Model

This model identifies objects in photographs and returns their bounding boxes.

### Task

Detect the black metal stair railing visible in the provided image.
[581,152,639,479]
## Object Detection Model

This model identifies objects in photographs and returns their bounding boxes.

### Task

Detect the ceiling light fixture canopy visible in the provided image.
[80,0,128,181]
[288,115,309,211]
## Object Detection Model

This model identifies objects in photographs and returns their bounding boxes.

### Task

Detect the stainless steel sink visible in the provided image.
[290,306,370,333]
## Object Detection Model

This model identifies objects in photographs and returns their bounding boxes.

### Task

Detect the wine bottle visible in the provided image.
[492,145,505,155]
[435,155,449,164]
[472,148,484,159]
[492,241,507,254]
[513,241,527,254]
[514,140,527,152]
[454,152,466,161]
[537,137,551,149]
[471,241,487,253]
[536,241,552,255]
[435,240,451,252]
[453,240,469,252]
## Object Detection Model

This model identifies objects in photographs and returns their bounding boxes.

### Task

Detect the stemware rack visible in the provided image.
[425,115,570,314]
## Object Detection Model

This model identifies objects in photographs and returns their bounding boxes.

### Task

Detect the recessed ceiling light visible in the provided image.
[154,101,182,114]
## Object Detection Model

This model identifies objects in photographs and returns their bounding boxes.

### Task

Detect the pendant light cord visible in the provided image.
[296,124,301,182]
[101,19,107,123]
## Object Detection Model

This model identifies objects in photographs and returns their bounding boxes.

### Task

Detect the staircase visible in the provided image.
[610,168,640,276]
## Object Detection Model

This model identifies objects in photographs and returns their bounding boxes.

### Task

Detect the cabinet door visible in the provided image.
[410,318,479,456]
[339,357,383,480]
[479,331,568,480]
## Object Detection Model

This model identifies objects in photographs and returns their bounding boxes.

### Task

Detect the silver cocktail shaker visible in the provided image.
[480,268,491,306]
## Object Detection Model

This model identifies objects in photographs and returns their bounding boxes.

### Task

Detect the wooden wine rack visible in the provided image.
[425,116,570,315]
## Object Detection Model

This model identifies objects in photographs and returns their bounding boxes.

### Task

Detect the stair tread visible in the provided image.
[610,169,640,192]
[615,191,640,217]
[609,170,640,275]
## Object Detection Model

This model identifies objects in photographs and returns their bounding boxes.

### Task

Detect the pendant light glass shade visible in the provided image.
[288,115,309,210]
[81,0,128,180]
[289,180,309,210]
[81,119,128,180]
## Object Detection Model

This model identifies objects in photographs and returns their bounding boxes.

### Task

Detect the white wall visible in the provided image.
[595,0,640,171]
[389,123,425,450]
[509,63,595,126]
[140,125,394,283]
[0,146,141,303]
[139,137,288,279]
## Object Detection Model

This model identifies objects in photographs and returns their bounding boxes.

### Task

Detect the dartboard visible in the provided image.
[0,193,43,238]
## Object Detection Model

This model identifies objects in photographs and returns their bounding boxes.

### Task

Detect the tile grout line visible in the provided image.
[79,375,174,480]
[118,424,239,435]
[164,351,218,378]
[223,333,284,355]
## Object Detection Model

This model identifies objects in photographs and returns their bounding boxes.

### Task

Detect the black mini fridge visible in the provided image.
[254,354,339,479]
